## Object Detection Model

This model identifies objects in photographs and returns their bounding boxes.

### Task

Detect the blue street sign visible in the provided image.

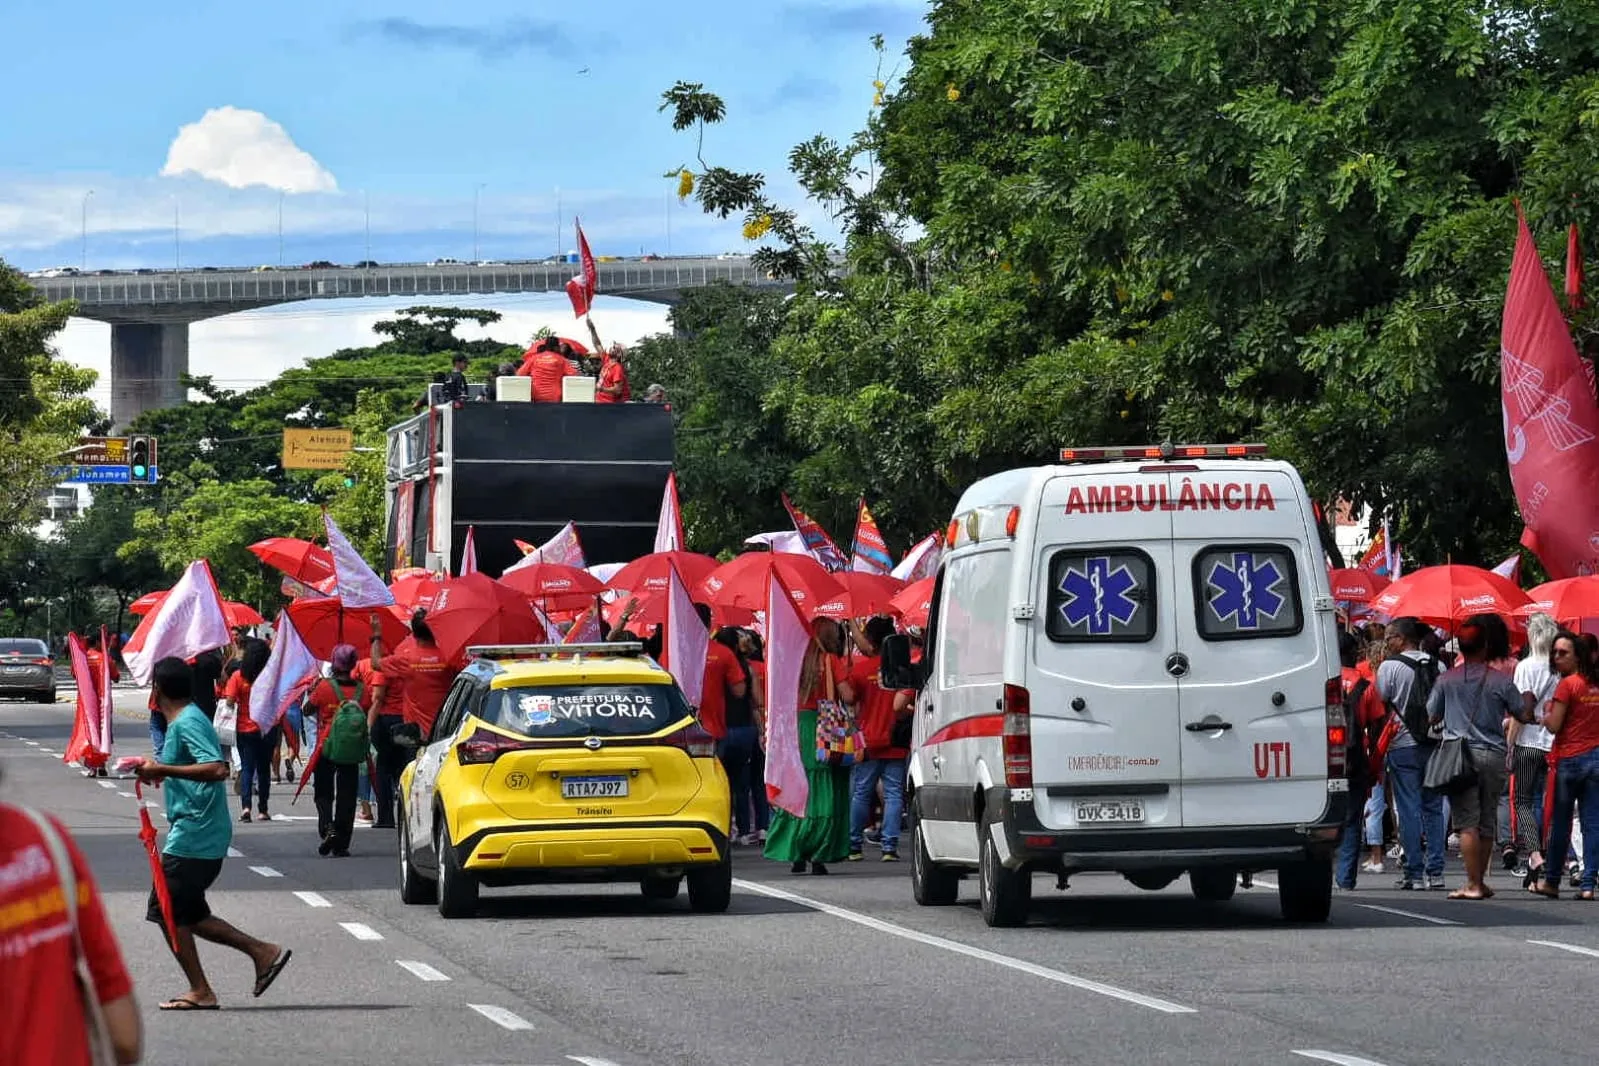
[50,465,160,485]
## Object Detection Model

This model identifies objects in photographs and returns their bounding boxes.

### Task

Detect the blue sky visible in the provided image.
[1,0,928,271]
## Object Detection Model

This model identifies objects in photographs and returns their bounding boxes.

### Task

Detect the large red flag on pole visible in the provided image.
[1568,221,1585,311]
[123,560,231,685]
[763,572,810,817]
[1502,207,1599,578]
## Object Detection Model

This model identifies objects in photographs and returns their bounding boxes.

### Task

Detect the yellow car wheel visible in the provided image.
[435,817,479,919]
[685,854,732,914]
[398,801,436,906]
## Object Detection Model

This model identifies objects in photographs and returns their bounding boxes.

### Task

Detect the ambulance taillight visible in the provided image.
[1002,684,1032,788]
[1325,677,1347,779]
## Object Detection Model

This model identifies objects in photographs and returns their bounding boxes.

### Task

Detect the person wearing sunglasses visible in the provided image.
[1530,631,1599,900]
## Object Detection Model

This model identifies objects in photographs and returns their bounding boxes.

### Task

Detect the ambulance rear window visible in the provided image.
[1193,545,1303,641]
[1044,548,1156,644]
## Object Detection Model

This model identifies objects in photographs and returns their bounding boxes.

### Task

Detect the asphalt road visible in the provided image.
[4,697,1596,1066]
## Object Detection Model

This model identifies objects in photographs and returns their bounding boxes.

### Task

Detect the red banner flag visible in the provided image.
[565,276,590,318]
[577,218,598,301]
[1502,207,1599,578]
[1568,221,1585,311]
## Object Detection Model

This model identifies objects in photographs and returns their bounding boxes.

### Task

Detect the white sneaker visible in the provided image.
[1386,843,1403,859]
[1361,860,1384,874]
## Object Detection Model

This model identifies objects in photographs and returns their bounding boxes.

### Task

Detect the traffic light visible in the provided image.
[127,435,154,483]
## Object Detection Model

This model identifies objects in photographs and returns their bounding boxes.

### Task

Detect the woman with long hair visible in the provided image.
[222,637,275,822]
[1511,613,1560,884]
[1530,630,1599,900]
[764,618,853,875]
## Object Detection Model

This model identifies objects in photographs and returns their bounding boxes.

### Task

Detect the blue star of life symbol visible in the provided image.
[1059,557,1140,635]
[1207,552,1286,629]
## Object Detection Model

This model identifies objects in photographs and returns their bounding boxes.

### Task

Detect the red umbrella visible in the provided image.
[1516,577,1599,623]
[224,602,265,627]
[1329,569,1390,605]
[606,551,721,597]
[129,590,168,616]
[249,537,336,586]
[700,553,845,618]
[399,573,551,660]
[1369,564,1532,628]
[284,598,410,661]
[390,571,444,612]
[813,571,905,620]
[135,780,180,951]
[499,562,609,611]
[888,576,935,627]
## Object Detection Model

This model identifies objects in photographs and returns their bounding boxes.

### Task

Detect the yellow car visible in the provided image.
[397,643,732,918]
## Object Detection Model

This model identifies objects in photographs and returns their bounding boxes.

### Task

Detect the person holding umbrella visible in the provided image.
[131,657,291,1011]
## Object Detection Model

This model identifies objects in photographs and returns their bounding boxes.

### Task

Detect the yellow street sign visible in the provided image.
[282,428,354,470]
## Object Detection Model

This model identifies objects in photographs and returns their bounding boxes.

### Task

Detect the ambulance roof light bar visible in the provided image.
[1057,442,1268,463]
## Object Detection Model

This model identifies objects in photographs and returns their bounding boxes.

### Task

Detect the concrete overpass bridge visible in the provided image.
[29,258,784,428]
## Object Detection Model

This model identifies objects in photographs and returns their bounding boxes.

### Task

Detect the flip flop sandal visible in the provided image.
[253,948,292,998]
[159,996,219,1011]
[1529,883,1561,899]
[1446,889,1486,900]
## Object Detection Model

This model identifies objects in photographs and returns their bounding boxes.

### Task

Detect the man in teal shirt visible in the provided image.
[133,656,292,1010]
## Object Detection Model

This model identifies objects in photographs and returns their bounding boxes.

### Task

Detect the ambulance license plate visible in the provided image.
[1075,800,1145,824]
[562,776,628,799]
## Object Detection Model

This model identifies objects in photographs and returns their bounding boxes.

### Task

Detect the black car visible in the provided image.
[0,638,55,702]
[304,260,338,269]
[354,260,380,269]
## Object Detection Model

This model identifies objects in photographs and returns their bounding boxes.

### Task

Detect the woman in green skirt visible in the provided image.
[764,618,853,874]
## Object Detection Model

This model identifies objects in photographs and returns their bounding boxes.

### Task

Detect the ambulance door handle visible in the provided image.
[1185,718,1233,733]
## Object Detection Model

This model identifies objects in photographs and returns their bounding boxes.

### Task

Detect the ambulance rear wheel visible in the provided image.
[910,815,960,906]
[1188,867,1237,902]
[1278,856,1333,923]
[978,831,1031,928]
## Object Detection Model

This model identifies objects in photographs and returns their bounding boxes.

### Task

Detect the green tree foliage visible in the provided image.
[52,488,166,634]
[661,3,1599,567]
[628,285,805,554]
[0,261,97,539]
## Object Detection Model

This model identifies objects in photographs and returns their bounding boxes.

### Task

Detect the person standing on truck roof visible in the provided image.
[517,338,578,402]
[596,344,631,403]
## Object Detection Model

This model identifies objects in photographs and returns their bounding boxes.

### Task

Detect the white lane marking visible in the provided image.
[731,878,1194,1014]
[116,791,135,799]
[1529,938,1599,959]
[293,891,332,908]
[37,748,55,755]
[1292,1051,1393,1066]
[248,866,283,878]
[226,847,244,858]
[396,960,451,982]
[340,922,383,941]
[567,1057,622,1066]
[270,814,318,822]
[97,780,117,789]
[1353,903,1463,927]
[24,741,38,746]
[467,1003,534,1031]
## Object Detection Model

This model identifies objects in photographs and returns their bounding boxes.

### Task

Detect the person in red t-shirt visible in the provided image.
[1533,631,1599,899]
[302,645,372,858]
[0,795,142,1065]
[596,344,631,404]
[838,617,912,862]
[355,655,406,829]
[222,638,274,823]
[516,338,578,402]
[691,605,746,740]
[371,611,461,740]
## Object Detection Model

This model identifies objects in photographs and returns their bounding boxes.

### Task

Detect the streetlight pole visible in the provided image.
[473,183,487,262]
[81,190,94,271]
[665,189,671,258]
[278,192,285,266]
[172,198,181,272]
[364,190,371,265]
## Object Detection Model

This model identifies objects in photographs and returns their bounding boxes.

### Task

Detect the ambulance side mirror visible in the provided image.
[879,634,925,691]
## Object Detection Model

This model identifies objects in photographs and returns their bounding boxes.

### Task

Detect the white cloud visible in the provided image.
[161,107,338,194]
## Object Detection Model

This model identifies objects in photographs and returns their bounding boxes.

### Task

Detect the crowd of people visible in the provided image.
[429,333,668,408]
[1335,612,1599,900]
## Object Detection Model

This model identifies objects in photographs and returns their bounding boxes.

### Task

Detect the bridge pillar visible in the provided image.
[110,322,189,429]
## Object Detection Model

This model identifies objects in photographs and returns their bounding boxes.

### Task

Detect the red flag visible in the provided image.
[63,634,105,768]
[247,614,321,733]
[459,525,478,576]
[654,472,685,553]
[1501,207,1599,578]
[849,499,894,575]
[97,626,113,756]
[565,276,590,318]
[576,218,598,301]
[891,531,943,582]
[123,560,231,685]
[1568,221,1585,311]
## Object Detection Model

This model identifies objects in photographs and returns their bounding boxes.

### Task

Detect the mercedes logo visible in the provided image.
[583,736,603,750]
[1165,652,1190,678]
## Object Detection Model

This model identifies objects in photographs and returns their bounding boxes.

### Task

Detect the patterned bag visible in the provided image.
[814,658,864,767]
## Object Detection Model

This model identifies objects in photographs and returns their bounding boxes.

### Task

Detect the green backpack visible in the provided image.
[322,680,370,765]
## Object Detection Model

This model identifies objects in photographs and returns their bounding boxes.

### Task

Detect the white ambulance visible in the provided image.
[891,444,1348,927]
